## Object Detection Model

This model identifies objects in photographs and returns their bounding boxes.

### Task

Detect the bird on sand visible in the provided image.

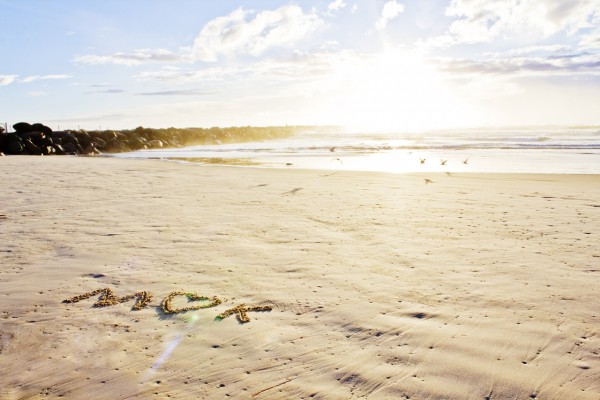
[329,146,336,152]
[424,178,433,184]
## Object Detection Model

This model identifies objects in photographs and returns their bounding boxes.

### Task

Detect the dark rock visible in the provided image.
[76,131,92,147]
[0,132,8,149]
[62,142,78,154]
[13,122,33,134]
[91,137,107,150]
[31,123,53,136]
[22,131,46,145]
[6,138,24,154]
[101,131,118,142]
[115,132,128,142]
[23,138,42,155]
[105,139,130,153]
[53,144,66,155]
[51,131,66,144]
[127,136,147,150]
[83,143,101,154]
[62,133,79,145]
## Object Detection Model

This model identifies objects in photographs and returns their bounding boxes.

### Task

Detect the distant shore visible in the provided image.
[0,156,598,399]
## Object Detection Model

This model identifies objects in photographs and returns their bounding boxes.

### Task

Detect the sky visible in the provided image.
[1,0,600,131]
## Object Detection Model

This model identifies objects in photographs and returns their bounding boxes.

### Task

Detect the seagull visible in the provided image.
[440,159,447,165]
[420,158,426,164]
[463,158,469,164]
[424,179,433,184]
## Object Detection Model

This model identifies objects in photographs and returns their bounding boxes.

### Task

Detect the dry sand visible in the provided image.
[0,156,598,399]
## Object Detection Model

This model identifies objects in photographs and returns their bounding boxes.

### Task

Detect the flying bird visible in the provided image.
[440,159,447,165]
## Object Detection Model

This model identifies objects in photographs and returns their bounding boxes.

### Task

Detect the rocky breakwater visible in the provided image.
[0,122,313,156]
[0,122,166,156]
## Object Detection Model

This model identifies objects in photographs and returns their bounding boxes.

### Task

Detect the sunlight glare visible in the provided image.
[327,49,466,132]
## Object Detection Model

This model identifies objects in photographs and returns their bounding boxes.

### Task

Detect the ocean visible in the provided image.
[115,126,600,174]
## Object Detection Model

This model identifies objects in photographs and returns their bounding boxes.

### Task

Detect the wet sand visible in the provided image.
[0,156,598,399]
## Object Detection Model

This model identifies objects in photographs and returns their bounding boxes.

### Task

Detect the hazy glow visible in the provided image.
[1,0,599,129]
[318,49,466,131]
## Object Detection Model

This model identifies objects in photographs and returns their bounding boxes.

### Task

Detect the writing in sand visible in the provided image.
[63,287,273,323]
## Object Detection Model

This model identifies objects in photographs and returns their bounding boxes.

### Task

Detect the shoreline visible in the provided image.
[1,156,598,399]
[110,152,600,175]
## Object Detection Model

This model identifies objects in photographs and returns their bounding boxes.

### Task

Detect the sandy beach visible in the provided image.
[0,156,598,399]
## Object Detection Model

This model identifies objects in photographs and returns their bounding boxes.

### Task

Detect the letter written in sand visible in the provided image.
[161,291,222,314]
[216,304,273,323]
[62,288,153,311]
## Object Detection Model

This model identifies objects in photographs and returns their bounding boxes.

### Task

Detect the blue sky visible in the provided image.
[1,0,600,130]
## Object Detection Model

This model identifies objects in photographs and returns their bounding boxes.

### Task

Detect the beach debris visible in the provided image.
[161,291,222,314]
[216,304,273,323]
[283,187,303,195]
[62,288,153,310]
[252,379,293,397]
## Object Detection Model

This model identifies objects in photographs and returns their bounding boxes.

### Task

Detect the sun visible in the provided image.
[320,49,467,132]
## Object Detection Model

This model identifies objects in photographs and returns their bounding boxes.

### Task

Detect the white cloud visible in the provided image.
[432,51,600,78]
[28,91,48,97]
[580,28,600,49]
[74,6,323,66]
[134,66,242,83]
[191,6,323,62]
[437,0,600,45]
[375,0,405,30]
[0,75,19,86]
[20,74,73,83]
[74,49,180,66]
[484,44,570,57]
[328,0,347,14]
[135,50,368,86]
